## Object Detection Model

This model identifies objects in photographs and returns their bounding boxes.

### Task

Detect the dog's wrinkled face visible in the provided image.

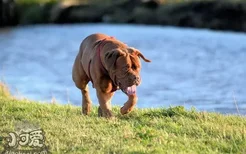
[105,48,151,96]
[115,53,141,95]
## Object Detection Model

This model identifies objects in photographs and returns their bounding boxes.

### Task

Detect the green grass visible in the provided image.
[0,84,246,153]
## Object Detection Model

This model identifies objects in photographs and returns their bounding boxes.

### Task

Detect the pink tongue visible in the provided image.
[126,85,136,95]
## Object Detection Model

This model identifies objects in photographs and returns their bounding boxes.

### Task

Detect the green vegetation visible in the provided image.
[16,0,58,5]
[0,83,246,153]
[12,0,246,32]
[15,0,246,5]
[0,82,10,98]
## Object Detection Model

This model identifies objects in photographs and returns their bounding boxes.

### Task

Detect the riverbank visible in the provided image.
[1,0,246,32]
[0,83,246,153]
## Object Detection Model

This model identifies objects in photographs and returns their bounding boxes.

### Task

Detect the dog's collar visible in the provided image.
[97,38,109,74]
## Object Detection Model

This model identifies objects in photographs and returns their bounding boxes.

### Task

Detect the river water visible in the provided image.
[0,24,246,114]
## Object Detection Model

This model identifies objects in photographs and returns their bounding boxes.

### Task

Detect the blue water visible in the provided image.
[0,24,246,114]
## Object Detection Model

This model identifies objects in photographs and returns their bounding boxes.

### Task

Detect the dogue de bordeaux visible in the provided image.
[72,33,151,118]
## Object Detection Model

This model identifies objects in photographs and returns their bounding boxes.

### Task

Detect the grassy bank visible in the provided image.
[0,83,246,153]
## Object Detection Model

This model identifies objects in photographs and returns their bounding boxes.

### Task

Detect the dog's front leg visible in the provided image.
[95,76,115,118]
[120,94,138,115]
[96,90,114,118]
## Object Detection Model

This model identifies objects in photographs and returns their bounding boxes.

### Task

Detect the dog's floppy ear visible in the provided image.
[104,49,125,70]
[130,48,151,62]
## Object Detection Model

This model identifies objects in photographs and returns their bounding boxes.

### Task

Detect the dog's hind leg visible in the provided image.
[80,84,92,115]
[72,55,92,115]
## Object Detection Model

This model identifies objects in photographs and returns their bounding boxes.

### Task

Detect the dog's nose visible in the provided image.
[133,76,141,82]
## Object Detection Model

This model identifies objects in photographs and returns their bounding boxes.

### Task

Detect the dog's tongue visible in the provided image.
[125,85,136,95]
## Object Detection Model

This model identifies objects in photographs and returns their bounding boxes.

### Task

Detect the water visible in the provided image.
[0,24,246,114]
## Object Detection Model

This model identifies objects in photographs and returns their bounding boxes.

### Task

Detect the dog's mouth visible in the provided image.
[119,82,137,96]
[124,85,136,95]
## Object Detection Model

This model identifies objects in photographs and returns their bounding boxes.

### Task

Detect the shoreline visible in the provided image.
[1,0,246,32]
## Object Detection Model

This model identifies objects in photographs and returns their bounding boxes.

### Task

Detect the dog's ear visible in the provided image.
[130,48,151,62]
[104,49,125,70]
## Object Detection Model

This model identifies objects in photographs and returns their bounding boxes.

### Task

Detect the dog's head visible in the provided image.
[104,47,151,95]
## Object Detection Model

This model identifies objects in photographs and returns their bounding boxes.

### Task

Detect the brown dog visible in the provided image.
[72,33,150,118]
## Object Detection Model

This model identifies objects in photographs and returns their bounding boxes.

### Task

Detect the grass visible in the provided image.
[0,82,10,98]
[0,84,246,153]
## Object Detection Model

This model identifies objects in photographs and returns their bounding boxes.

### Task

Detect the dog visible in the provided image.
[72,33,151,118]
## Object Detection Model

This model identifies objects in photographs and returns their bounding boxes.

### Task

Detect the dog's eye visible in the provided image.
[132,64,137,70]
